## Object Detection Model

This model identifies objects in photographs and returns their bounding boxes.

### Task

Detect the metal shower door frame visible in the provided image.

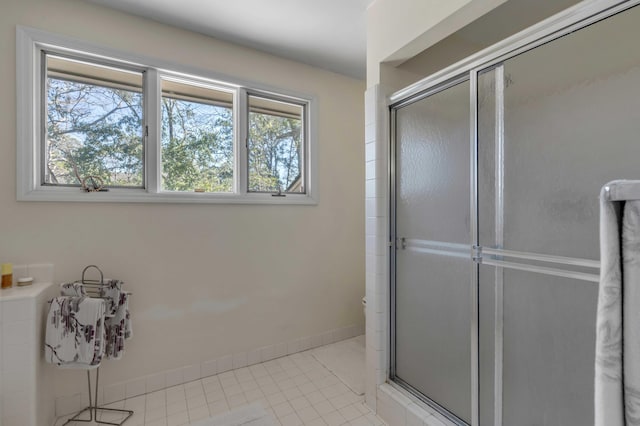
[387,1,640,426]
[389,74,475,426]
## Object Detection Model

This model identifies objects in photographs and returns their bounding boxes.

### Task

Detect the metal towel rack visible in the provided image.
[80,264,133,297]
[604,180,640,202]
[62,265,133,426]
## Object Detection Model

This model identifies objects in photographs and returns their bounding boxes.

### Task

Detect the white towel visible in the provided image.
[60,281,87,297]
[100,279,122,317]
[595,181,640,425]
[45,297,106,367]
[104,291,132,360]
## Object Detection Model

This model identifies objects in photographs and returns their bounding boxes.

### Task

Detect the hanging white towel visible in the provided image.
[595,180,640,425]
[100,279,122,317]
[101,281,133,359]
[60,281,87,297]
[45,297,106,367]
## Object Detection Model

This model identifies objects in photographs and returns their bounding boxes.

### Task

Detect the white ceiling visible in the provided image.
[88,0,374,79]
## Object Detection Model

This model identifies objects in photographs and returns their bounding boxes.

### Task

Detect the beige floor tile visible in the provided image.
[166,410,189,426]
[187,404,210,422]
[273,401,295,418]
[53,338,387,426]
[280,412,304,426]
[323,410,348,426]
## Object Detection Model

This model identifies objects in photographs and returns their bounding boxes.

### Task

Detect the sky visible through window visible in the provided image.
[45,77,143,187]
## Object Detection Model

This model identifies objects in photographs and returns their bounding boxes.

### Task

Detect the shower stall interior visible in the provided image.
[388,2,640,425]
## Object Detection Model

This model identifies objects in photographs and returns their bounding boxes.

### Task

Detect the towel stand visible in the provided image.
[61,265,133,426]
[63,368,133,425]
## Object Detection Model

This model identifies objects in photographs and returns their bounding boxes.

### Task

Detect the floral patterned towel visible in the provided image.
[60,281,87,297]
[104,291,132,360]
[100,279,123,317]
[45,296,106,367]
[97,279,132,359]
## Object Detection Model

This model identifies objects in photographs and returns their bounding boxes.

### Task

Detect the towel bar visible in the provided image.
[604,180,640,202]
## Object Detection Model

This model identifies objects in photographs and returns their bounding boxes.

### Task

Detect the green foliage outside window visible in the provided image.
[248,112,302,193]
[161,97,233,192]
[45,78,143,186]
[46,76,305,194]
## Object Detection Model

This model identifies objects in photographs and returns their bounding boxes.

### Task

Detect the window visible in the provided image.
[248,94,305,194]
[17,27,316,204]
[44,55,144,188]
[161,78,234,193]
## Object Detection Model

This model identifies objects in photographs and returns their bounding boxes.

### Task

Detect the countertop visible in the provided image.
[0,282,56,301]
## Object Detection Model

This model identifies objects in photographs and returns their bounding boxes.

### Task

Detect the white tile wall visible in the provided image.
[364,85,390,413]
[321,331,334,346]
[0,265,56,426]
[146,372,166,393]
[54,393,82,421]
[377,385,452,426]
[218,355,234,373]
[232,352,248,369]
[274,342,288,359]
[182,363,202,383]
[125,377,147,399]
[377,387,407,426]
[300,336,313,352]
[104,382,126,405]
[201,359,218,378]
[165,368,184,388]
[287,339,301,355]
[311,334,324,349]
[247,348,261,365]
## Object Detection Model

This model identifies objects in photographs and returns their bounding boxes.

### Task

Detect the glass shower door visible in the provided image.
[477,5,640,425]
[392,78,472,424]
[390,3,640,426]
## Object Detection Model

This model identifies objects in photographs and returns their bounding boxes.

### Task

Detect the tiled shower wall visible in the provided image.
[364,85,389,411]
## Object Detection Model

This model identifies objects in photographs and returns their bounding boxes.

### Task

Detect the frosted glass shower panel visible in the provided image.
[393,79,472,423]
[395,251,471,423]
[498,5,640,259]
[502,270,598,426]
[478,265,496,426]
[395,81,471,244]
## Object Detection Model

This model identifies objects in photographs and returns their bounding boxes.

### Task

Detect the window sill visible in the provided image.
[17,187,318,205]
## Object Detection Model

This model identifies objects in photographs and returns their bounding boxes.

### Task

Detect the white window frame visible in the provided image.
[245,89,310,195]
[16,26,318,205]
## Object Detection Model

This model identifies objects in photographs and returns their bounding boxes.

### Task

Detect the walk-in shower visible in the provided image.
[388,1,640,425]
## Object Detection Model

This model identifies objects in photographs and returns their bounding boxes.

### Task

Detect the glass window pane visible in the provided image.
[161,79,234,193]
[45,55,144,187]
[248,95,304,193]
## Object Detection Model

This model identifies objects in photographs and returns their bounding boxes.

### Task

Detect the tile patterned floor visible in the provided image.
[55,348,385,426]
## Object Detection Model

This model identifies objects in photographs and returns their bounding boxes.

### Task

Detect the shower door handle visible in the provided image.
[398,237,406,250]
[472,245,482,263]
